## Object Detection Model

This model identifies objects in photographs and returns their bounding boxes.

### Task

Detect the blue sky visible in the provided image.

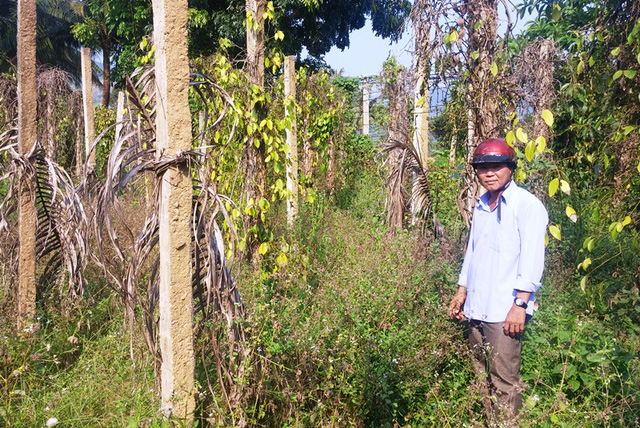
[323,8,534,78]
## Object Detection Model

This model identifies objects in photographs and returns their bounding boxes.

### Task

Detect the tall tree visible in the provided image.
[0,0,82,78]
[188,0,411,63]
[72,0,152,106]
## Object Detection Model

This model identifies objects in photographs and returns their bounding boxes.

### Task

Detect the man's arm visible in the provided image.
[503,290,531,337]
[449,286,467,320]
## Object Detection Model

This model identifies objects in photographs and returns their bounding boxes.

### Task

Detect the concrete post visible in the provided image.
[362,77,370,135]
[413,79,429,163]
[115,91,125,142]
[17,0,37,330]
[153,0,196,421]
[284,56,298,226]
[81,47,96,172]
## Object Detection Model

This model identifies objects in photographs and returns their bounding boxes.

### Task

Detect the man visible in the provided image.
[448,137,548,424]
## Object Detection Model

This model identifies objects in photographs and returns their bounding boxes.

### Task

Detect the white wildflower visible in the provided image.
[46,417,58,427]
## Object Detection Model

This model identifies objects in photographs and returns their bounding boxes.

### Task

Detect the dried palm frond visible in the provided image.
[90,64,247,416]
[382,137,444,239]
[0,127,88,299]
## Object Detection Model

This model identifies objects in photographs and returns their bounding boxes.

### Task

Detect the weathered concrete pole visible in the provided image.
[284,55,298,226]
[153,0,196,421]
[17,0,38,329]
[362,77,370,135]
[81,47,96,172]
[413,76,429,164]
[115,91,125,142]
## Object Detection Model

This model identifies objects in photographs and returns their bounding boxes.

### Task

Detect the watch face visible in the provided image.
[515,298,527,308]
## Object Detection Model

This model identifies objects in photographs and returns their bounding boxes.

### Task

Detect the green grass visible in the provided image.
[1,168,639,427]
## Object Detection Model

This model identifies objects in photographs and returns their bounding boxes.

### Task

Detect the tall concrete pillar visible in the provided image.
[413,78,429,163]
[81,47,96,171]
[17,0,38,330]
[153,0,196,421]
[284,55,298,226]
[362,77,370,135]
[115,91,125,142]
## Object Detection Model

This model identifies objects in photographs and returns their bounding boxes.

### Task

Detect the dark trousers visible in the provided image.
[469,319,524,426]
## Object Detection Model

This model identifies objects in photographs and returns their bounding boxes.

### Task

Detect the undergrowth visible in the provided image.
[1,166,639,427]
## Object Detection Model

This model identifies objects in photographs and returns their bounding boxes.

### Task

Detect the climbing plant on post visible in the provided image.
[244,0,268,263]
[153,0,195,421]
[16,0,37,330]
[459,0,501,227]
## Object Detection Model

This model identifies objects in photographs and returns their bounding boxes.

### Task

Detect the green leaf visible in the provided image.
[611,46,621,57]
[276,252,288,266]
[624,69,637,79]
[542,110,554,127]
[516,127,528,143]
[506,131,515,146]
[549,224,561,240]
[490,62,498,77]
[258,242,269,255]
[474,20,483,31]
[449,30,459,43]
[275,30,285,41]
[587,238,595,252]
[580,276,587,293]
[622,215,632,226]
[637,52,640,65]
[577,60,584,75]
[551,3,561,21]
[613,70,623,80]
[560,179,571,194]
[581,257,592,270]
[549,178,559,197]
[416,96,426,107]
[566,205,578,223]
[525,141,536,161]
[624,125,636,135]
[471,50,479,60]
[535,135,546,153]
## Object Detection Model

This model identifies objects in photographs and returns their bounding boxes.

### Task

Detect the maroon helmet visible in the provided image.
[471,138,517,169]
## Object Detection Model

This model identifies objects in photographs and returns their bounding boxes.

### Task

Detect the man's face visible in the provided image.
[475,162,512,193]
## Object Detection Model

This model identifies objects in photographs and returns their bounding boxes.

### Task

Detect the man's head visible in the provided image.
[471,138,516,193]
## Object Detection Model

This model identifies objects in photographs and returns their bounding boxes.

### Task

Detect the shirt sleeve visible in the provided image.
[457,218,475,288]
[514,196,549,293]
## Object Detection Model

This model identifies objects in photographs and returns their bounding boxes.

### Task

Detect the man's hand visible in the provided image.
[448,287,467,320]
[503,305,526,337]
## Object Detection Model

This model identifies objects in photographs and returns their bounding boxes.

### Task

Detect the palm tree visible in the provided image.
[0,0,82,80]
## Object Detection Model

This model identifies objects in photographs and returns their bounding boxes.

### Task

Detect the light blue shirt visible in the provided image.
[458,180,548,322]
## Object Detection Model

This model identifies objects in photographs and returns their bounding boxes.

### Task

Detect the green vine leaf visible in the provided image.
[560,180,571,195]
[613,70,623,80]
[542,110,554,127]
[490,62,498,77]
[549,178,559,197]
[566,205,578,223]
[525,141,536,161]
[549,224,562,240]
[611,46,621,57]
[516,128,528,143]
[536,135,546,153]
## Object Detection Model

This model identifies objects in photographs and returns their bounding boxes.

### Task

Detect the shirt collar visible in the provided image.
[477,180,515,211]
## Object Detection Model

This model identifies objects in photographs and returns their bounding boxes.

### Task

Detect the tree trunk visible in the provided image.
[101,39,111,106]
[458,0,500,228]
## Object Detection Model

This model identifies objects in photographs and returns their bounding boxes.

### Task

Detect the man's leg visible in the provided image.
[481,322,523,420]
[468,320,494,422]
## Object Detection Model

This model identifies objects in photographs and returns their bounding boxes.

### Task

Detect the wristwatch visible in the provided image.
[514,297,528,309]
